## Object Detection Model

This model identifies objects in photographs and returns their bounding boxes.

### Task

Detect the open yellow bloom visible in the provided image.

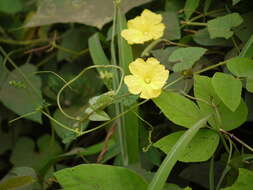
[121,9,165,44]
[124,58,169,99]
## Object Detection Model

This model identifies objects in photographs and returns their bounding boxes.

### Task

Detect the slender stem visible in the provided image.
[36,52,56,67]
[194,61,227,74]
[231,36,240,55]
[41,111,80,134]
[163,76,185,89]
[140,38,188,58]
[79,100,148,136]
[9,111,38,124]
[180,21,207,26]
[209,156,215,190]
[189,9,225,22]
[213,103,230,153]
[0,38,47,45]
[141,39,164,57]
[220,129,253,152]
[56,65,124,121]
[215,138,233,190]
[34,71,73,90]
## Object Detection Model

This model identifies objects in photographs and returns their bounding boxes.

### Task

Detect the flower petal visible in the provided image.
[128,58,147,77]
[140,87,162,99]
[121,29,146,44]
[149,23,165,39]
[124,75,144,94]
[150,69,169,89]
[141,9,162,25]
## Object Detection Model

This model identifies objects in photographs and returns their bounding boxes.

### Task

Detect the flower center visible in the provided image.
[144,77,152,84]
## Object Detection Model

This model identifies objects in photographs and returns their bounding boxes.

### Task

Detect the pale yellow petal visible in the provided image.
[128,58,147,77]
[121,29,146,44]
[150,69,169,89]
[150,23,165,39]
[146,57,160,65]
[140,87,162,99]
[127,16,144,29]
[141,9,162,25]
[124,75,144,94]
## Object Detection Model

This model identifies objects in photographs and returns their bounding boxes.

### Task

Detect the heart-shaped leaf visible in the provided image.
[154,129,220,162]
[169,47,207,72]
[212,72,242,111]
[54,164,148,190]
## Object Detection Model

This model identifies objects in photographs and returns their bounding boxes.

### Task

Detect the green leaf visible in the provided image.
[235,12,253,43]
[246,78,253,92]
[221,168,253,190]
[204,0,213,13]
[57,28,90,61]
[194,75,248,131]
[10,135,62,172]
[162,12,181,40]
[193,29,232,47]
[1,167,40,190]
[169,47,207,72]
[211,72,242,111]
[207,13,243,39]
[166,72,193,93]
[232,0,241,6]
[227,57,253,77]
[153,91,202,128]
[87,110,110,121]
[0,0,23,14]
[154,129,219,162]
[240,34,253,58]
[151,47,179,69]
[0,64,43,123]
[184,0,200,20]
[54,164,148,190]
[165,0,184,12]
[88,33,112,89]
[0,176,35,190]
[147,116,210,190]
[84,92,114,121]
[27,0,152,29]
[0,130,12,154]
[52,107,88,144]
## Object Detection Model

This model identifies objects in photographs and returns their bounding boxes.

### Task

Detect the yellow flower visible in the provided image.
[121,9,165,44]
[124,58,169,99]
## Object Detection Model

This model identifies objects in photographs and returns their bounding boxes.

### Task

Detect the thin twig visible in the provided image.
[97,124,117,163]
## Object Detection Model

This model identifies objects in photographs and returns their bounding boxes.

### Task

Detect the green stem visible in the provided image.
[163,76,185,89]
[41,111,80,134]
[79,100,148,136]
[181,21,207,26]
[209,156,215,190]
[220,129,253,152]
[56,65,124,121]
[215,138,233,190]
[141,39,164,57]
[189,9,225,22]
[0,38,47,45]
[194,61,227,74]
